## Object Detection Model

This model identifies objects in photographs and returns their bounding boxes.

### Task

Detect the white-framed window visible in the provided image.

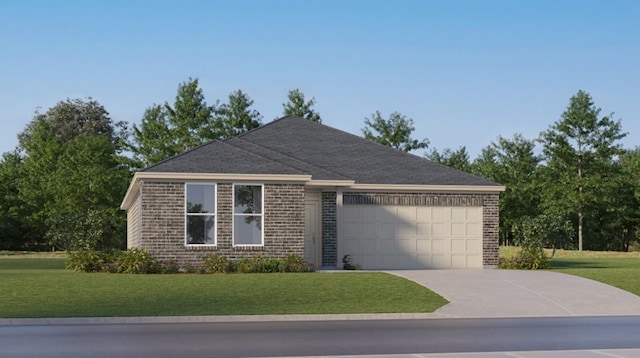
[185,183,216,246]
[233,183,264,246]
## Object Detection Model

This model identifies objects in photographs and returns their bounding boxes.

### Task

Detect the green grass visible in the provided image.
[500,246,640,297]
[0,255,447,318]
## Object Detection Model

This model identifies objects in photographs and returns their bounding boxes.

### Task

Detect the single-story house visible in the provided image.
[120,115,505,269]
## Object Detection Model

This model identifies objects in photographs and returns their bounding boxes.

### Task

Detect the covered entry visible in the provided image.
[342,205,483,269]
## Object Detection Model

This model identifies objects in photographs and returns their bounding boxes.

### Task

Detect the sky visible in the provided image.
[1,0,639,158]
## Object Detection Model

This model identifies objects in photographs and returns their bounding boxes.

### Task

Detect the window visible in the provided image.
[185,183,216,245]
[233,184,263,246]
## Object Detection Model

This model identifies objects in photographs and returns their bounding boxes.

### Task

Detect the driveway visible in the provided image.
[389,269,640,318]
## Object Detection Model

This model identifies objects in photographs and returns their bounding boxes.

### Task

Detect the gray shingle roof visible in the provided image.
[144,115,499,186]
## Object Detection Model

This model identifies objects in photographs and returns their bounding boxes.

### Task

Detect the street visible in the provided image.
[2,316,640,357]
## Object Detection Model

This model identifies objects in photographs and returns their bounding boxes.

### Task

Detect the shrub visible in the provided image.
[113,248,157,274]
[281,254,315,272]
[203,253,232,273]
[507,216,551,270]
[342,254,360,270]
[66,248,113,272]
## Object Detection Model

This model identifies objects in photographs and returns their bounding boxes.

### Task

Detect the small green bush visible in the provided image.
[203,253,232,273]
[66,249,114,272]
[281,254,315,272]
[113,248,157,274]
[342,254,361,270]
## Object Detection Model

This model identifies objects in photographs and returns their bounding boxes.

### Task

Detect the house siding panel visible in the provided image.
[126,191,142,248]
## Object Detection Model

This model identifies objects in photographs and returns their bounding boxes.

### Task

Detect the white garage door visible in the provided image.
[343,206,483,269]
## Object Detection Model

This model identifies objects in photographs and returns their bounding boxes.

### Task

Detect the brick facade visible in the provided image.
[134,181,305,265]
[321,192,337,266]
[129,183,499,268]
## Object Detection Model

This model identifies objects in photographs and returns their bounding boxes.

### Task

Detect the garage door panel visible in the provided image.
[417,223,430,236]
[380,222,396,237]
[343,205,483,269]
[432,223,450,237]
[452,207,466,221]
[397,238,415,253]
[397,224,416,237]
[380,239,395,253]
[451,222,466,236]
[416,239,431,252]
[360,239,376,253]
[432,239,446,252]
[396,207,416,222]
[467,222,482,236]
[432,207,451,220]
[451,254,466,268]
[451,238,466,252]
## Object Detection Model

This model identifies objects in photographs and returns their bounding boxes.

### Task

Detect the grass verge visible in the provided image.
[0,255,447,318]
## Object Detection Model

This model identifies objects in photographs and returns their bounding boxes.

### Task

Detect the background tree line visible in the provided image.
[0,79,638,253]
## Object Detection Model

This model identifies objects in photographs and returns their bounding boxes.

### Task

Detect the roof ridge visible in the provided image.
[230,115,302,141]
[219,138,309,175]
[232,137,351,180]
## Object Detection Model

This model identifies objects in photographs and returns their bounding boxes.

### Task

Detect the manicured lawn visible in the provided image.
[550,251,640,296]
[500,247,640,297]
[0,255,447,318]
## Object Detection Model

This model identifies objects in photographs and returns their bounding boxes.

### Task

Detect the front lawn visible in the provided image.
[549,250,640,296]
[0,255,447,318]
[500,247,640,297]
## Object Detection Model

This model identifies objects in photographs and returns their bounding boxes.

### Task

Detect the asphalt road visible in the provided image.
[2,316,640,358]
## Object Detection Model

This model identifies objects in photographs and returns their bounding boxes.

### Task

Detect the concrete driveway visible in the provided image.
[389,269,640,318]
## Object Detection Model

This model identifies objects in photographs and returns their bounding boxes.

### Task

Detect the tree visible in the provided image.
[130,78,217,167]
[362,111,428,152]
[539,90,627,250]
[471,134,542,245]
[17,99,130,251]
[426,146,471,172]
[281,89,321,122]
[0,150,38,250]
[216,89,262,139]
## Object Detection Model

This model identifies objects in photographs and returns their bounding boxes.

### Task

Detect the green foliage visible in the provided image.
[130,80,263,167]
[65,248,114,272]
[216,89,263,138]
[203,253,232,273]
[113,248,157,274]
[426,146,471,172]
[280,254,315,272]
[471,134,542,245]
[342,254,361,270]
[16,99,130,252]
[502,216,552,269]
[539,90,627,250]
[281,89,322,122]
[362,111,428,152]
[0,151,38,250]
[130,77,218,166]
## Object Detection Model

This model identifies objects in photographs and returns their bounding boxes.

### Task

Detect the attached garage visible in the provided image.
[343,205,483,269]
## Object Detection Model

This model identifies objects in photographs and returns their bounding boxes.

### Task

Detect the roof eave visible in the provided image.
[344,184,506,193]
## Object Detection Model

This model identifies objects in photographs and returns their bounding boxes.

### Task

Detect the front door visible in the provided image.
[304,192,321,267]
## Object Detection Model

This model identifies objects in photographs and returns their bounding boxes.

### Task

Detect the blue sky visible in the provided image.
[1,0,638,158]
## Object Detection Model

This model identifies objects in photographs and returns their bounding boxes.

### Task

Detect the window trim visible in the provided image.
[232,183,265,247]
[184,182,217,247]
